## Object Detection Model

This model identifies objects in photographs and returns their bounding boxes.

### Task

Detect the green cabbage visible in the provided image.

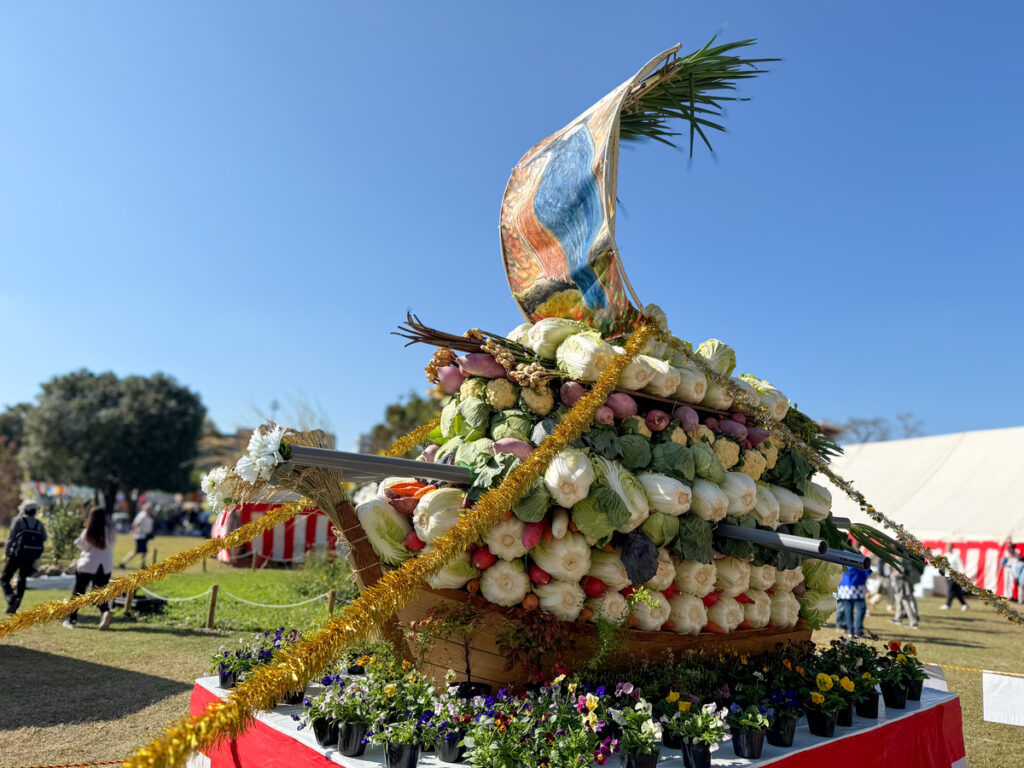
[640,511,679,547]
[435,435,464,462]
[690,442,724,485]
[491,409,534,443]
[671,514,714,564]
[801,559,843,593]
[455,437,493,468]
[591,455,649,533]
[650,442,695,483]
[619,416,652,438]
[572,495,620,541]
[526,318,589,359]
[619,434,653,471]
[457,397,492,440]
[556,331,617,382]
[512,477,551,523]
[695,339,736,376]
[355,497,413,566]
[797,589,837,630]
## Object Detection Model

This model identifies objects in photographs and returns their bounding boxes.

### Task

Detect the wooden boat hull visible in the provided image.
[396,588,811,689]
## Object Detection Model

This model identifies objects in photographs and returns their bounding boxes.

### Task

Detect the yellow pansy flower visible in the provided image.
[552,674,566,684]
[839,677,855,693]
[896,654,908,665]
[904,643,917,657]
[568,682,578,693]
[816,673,834,692]
[810,692,825,705]
[678,701,692,713]
[862,672,875,681]
[586,693,599,712]
[384,683,397,697]
[666,691,680,703]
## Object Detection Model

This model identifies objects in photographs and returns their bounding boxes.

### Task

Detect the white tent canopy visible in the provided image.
[821,425,1024,542]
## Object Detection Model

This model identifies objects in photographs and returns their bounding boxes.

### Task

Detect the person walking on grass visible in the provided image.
[1013,550,1024,606]
[891,547,924,630]
[940,543,969,612]
[2,501,47,614]
[836,564,871,637]
[119,503,154,569]
[63,506,116,630]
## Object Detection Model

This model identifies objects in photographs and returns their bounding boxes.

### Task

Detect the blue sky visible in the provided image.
[2,2,1022,448]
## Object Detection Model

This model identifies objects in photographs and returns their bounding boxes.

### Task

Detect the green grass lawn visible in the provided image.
[2,540,1023,766]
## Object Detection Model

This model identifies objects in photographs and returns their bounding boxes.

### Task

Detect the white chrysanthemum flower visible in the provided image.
[235,455,261,484]
[201,466,233,511]
[245,425,288,479]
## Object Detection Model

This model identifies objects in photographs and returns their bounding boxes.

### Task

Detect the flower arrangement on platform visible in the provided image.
[209,627,302,687]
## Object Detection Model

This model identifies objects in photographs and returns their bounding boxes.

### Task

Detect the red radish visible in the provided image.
[522,593,539,610]
[646,409,670,432]
[662,583,680,601]
[471,546,497,570]
[741,439,752,450]
[582,576,607,599]
[466,579,480,595]
[730,413,747,425]
[673,406,699,431]
[605,392,638,419]
[702,590,722,608]
[522,521,545,550]
[437,365,466,394]
[621,585,637,599]
[389,498,419,517]
[735,593,754,605]
[560,381,586,406]
[705,417,721,433]
[528,564,551,585]
[404,532,426,551]
[595,406,615,425]
[792,583,807,596]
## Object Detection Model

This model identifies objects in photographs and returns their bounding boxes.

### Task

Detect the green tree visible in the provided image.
[0,437,22,526]
[20,370,206,513]
[0,403,32,448]
[358,390,441,455]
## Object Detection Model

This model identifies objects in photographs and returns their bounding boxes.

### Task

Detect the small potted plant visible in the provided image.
[834,676,857,726]
[899,643,927,700]
[725,704,771,759]
[209,644,253,689]
[369,716,426,768]
[430,672,476,764]
[765,689,801,747]
[800,673,846,737]
[608,698,662,768]
[655,691,685,749]
[331,680,374,757]
[876,642,913,709]
[663,701,728,768]
[299,686,340,748]
[852,671,880,719]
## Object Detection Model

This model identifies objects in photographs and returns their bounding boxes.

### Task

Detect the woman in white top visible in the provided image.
[63,506,117,630]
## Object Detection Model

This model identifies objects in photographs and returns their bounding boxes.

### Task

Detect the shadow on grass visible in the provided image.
[0,646,191,729]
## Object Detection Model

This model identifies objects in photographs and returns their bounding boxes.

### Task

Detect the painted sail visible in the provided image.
[499,46,679,338]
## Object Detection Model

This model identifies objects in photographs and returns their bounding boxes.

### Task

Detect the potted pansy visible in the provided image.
[330,679,374,757]
[368,713,434,768]
[765,688,801,747]
[297,683,340,748]
[209,642,254,688]
[663,700,728,768]
[800,673,847,737]
[876,641,914,709]
[897,642,927,700]
[851,671,881,719]
[428,672,478,764]
[725,704,771,759]
[462,689,534,768]
[608,697,662,768]
[247,627,304,704]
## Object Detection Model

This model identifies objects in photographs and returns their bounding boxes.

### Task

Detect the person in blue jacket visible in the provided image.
[836,565,872,637]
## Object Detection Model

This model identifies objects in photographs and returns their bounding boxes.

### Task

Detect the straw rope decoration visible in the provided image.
[121,318,658,768]
[0,501,309,639]
[659,332,1024,626]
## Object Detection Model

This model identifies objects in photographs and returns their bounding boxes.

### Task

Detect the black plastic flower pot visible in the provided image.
[346,664,366,676]
[681,742,711,768]
[312,717,337,748]
[907,679,924,701]
[766,716,797,747]
[385,741,420,768]
[837,704,854,727]
[730,726,765,759]
[282,688,305,706]
[806,709,836,738]
[218,669,236,689]
[336,722,368,757]
[455,682,492,700]
[663,730,683,749]
[622,751,659,768]
[855,692,879,719]
[436,731,466,763]
[881,682,908,709]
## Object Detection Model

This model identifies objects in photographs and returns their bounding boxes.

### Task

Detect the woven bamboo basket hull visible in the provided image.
[395,588,812,689]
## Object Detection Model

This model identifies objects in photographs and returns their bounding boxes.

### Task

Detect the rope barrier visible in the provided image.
[219,591,330,609]
[140,586,212,602]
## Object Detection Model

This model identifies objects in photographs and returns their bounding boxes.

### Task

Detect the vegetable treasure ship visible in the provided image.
[204,41,898,688]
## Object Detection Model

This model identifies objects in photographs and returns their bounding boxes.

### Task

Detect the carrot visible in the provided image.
[625,615,641,629]
[701,621,728,634]
[579,607,594,622]
[502,508,514,521]
[766,620,778,628]
[465,579,480,595]
[568,521,579,533]
[392,482,426,498]
[412,485,437,500]
[661,620,677,631]
[736,620,755,631]
[602,543,616,553]
[522,594,539,611]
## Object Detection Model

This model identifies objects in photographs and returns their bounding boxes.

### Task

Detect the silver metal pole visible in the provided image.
[287,445,473,485]
[832,517,852,529]
[715,524,827,556]
[818,547,870,569]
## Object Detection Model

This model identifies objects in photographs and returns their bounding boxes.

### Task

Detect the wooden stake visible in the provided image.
[327,589,336,617]
[151,548,158,566]
[206,584,219,629]
[124,590,134,616]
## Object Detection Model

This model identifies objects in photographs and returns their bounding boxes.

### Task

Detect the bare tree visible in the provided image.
[895,412,924,438]
[842,417,893,443]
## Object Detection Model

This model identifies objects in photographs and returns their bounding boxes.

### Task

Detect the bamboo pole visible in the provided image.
[327,589,336,617]
[205,584,219,629]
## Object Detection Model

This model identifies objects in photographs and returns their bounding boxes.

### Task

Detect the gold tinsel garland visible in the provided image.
[660,332,1024,626]
[0,502,309,639]
[122,318,658,768]
[380,414,442,458]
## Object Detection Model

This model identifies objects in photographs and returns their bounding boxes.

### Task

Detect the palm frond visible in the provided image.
[619,38,777,156]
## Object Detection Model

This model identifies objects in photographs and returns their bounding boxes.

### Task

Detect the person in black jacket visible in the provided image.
[3,501,48,614]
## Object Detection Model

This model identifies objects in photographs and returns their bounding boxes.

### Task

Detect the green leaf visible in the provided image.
[672,514,714,564]
[651,443,694,483]
[582,424,622,460]
[590,483,631,529]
